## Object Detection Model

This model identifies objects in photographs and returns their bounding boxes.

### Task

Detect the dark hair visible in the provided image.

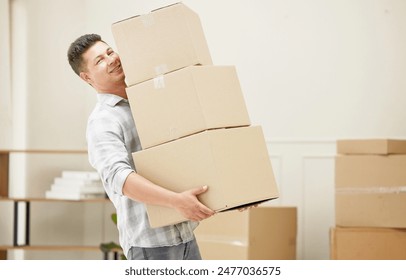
[67,34,103,76]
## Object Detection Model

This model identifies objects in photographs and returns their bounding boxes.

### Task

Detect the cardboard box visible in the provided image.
[127,66,251,148]
[195,207,297,260]
[330,227,406,260]
[132,126,279,228]
[335,155,406,187]
[111,3,212,86]
[335,190,406,228]
[335,142,406,228]
[337,139,406,155]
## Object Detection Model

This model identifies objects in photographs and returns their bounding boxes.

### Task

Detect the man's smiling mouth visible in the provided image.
[110,64,122,73]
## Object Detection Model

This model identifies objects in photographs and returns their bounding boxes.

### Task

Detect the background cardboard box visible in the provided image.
[335,191,406,228]
[335,155,406,187]
[330,227,406,260]
[127,66,251,149]
[335,142,406,228]
[111,2,212,86]
[132,126,279,228]
[195,207,297,260]
[337,139,406,155]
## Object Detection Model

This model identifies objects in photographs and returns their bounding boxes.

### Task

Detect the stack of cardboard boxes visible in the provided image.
[332,139,406,259]
[111,3,279,229]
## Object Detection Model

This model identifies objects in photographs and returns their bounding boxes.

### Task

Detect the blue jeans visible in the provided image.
[127,238,202,260]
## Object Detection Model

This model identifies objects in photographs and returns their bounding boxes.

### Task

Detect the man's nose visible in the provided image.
[106,54,116,65]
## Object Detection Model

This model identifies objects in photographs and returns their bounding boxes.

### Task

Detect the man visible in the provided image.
[67,34,214,260]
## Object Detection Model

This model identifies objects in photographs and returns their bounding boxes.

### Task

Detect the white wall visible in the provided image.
[6,0,406,148]
[1,0,406,259]
[190,0,406,140]
[0,0,11,148]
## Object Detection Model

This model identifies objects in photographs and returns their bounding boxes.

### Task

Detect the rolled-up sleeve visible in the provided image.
[87,116,133,196]
[86,96,139,196]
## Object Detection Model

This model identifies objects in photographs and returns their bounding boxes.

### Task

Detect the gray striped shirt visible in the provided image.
[86,93,197,257]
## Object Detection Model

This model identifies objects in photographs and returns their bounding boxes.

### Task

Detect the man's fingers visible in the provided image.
[191,185,209,196]
[194,205,213,218]
[177,185,215,221]
[190,203,214,221]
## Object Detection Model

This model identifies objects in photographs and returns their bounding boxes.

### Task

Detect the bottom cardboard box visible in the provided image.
[330,227,406,260]
[335,189,406,228]
[133,126,279,228]
[195,207,297,260]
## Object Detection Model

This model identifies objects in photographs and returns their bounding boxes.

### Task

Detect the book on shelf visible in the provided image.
[45,170,105,200]
[61,170,100,180]
[53,177,103,188]
[45,190,105,200]
[49,184,104,194]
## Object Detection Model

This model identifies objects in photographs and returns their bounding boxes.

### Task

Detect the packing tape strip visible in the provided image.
[153,75,165,89]
[168,127,178,138]
[336,186,406,194]
[140,13,155,27]
[154,64,168,76]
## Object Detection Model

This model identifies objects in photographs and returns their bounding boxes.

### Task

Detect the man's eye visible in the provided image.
[108,51,114,56]
[96,59,102,64]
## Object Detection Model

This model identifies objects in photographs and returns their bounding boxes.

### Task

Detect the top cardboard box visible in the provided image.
[337,139,406,155]
[111,3,212,86]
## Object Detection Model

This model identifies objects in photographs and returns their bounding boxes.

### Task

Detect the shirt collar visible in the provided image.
[96,93,128,107]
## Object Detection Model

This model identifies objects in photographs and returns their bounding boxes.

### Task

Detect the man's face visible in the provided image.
[80,41,125,92]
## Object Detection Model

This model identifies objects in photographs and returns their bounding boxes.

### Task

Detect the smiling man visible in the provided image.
[67,34,214,260]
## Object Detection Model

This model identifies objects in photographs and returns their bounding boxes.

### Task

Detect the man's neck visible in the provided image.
[98,84,127,99]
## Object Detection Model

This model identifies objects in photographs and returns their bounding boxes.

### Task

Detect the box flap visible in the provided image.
[112,2,181,25]
[337,139,406,155]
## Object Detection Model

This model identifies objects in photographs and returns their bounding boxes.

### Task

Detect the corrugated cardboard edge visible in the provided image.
[182,2,213,66]
[329,227,336,260]
[112,2,181,25]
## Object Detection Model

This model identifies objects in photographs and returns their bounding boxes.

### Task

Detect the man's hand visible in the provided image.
[172,185,215,222]
[238,203,259,212]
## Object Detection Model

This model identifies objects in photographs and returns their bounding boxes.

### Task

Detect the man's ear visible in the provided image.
[79,72,92,85]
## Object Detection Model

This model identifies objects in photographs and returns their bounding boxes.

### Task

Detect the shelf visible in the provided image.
[0,245,122,260]
[0,152,8,197]
[0,149,88,198]
[0,245,101,251]
[0,149,87,154]
[0,148,118,260]
[0,198,109,203]
[0,198,111,251]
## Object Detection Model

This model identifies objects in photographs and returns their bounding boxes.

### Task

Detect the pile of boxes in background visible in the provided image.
[45,171,105,200]
[111,3,291,259]
[332,139,406,259]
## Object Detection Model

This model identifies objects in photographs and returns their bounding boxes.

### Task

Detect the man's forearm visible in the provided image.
[121,172,214,221]
[122,172,177,208]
